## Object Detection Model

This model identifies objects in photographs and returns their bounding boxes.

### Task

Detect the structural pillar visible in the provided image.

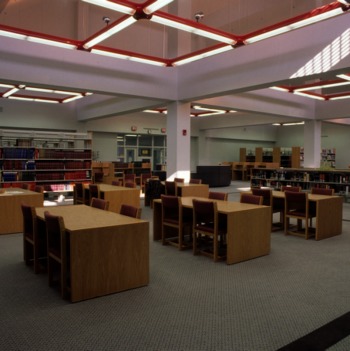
[303,120,322,168]
[166,101,191,181]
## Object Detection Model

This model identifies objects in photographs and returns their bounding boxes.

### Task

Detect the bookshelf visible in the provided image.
[0,129,92,189]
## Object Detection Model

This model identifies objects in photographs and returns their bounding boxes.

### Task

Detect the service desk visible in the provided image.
[176,183,209,197]
[153,197,271,265]
[0,187,43,235]
[85,184,140,213]
[36,205,149,302]
[272,191,343,240]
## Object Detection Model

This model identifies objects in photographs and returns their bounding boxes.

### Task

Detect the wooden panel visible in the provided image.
[176,184,209,198]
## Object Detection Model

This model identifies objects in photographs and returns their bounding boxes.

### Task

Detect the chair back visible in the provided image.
[34,185,44,193]
[90,197,109,210]
[141,173,152,185]
[165,181,176,196]
[174,178,184,183]
[285,191,307,216]
[192,199,217,233]
[74,182,85,204]
[208,191,228,201]
[161,195,181,224]
[21,183,31,190]
[120,204,141,218]
[123,173,136,187]
[189,178,202,184]
[281,185,301,192]
[89,184,100,199]
[44,211,65,260]
[240,193,263,205]
[252,188,272,206]
[21,203,36,240]
[125,180,137,188]
[112,180,122,186]
[311,187,334,196]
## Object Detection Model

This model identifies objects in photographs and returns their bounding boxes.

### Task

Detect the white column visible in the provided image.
[166,101,191,181]
[303,120,321,168]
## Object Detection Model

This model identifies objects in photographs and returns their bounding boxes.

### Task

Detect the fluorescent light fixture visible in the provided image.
[62,95,84,103]
[337,0,350,5]
[91,48,167,66]
[144,109,167,114]
[329,94,350,100]
[27,36,77,49]
[172,45,233,66]
[125,134,138,137]
[283,122,305,126]
[33,99,59,104]
[294,91,326,100]
[0,30,26,40]
[81,0,135,15]
[150,15,236,45]
[84,16,136,48]
[0,83,15,89]
[25,87,82,95]
[272,123,281,126]
[144,0,174,14]
[3,87,19,98]
[0,29,76,49]
[337,74,350,81]
[270,86,290,92]
[294,81,350,92]
[8,96,35,102]
[245,8,344,44]
[192,105,226,117]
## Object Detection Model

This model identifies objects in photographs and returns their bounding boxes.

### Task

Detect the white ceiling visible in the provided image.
[0,0,349,127]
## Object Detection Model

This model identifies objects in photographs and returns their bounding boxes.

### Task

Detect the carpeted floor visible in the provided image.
[1,181,350,351]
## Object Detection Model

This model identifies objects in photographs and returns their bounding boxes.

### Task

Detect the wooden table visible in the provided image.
[36,205,149,302]
[272,191,343,240]
[85,184,140,213]
[175,183,209,198]
[0,187,43,235]
[153,197,271,265]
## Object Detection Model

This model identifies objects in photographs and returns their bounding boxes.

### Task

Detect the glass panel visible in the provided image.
[139,135,152,146]
[125,135,137,146]
[154,135,166,147]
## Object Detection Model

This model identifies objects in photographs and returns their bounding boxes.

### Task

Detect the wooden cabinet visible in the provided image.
[251,167,350,194]
[0,129,92,189]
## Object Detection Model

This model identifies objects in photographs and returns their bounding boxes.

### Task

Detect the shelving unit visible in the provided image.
[250,167,350,194]
[321,148,336,168]
[0,129,92,190]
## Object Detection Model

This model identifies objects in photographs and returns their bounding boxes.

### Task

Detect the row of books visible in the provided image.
[0,160,91,170]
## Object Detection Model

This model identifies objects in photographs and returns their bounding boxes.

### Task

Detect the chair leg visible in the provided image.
[213,235,218,262]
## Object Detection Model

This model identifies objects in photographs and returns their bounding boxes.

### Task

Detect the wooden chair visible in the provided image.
[88,184,100,204]
[161,195,191,250]
[240,193,263,205]
[192,198,226,262]
[112,180,123,186]
[125,180,137,188]
[165,181,176,196]
[252,188,274,231]
[21,183,31,190]
[189,178,202,184]
[73,182,85,205]
[281,185,301,192]
[311,187,334,195]
[34,185,44,193]
[90,197,109,210]
[119,204,142,219]
[284,191,315,240]
[174,178,184,183]
[140,173,152,193]
[208,191,228,201]
[123,173,136,187]
[44,211,69,299]
[21,203,41,273]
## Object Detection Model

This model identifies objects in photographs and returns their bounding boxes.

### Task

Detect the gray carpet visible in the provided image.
[1,181,350,351]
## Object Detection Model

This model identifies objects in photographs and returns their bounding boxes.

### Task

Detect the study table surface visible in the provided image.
[85,184,140,213]
[0,187,43,235]
[272,191,343,240]
[153,197,271,265]
[36,205,149,302]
